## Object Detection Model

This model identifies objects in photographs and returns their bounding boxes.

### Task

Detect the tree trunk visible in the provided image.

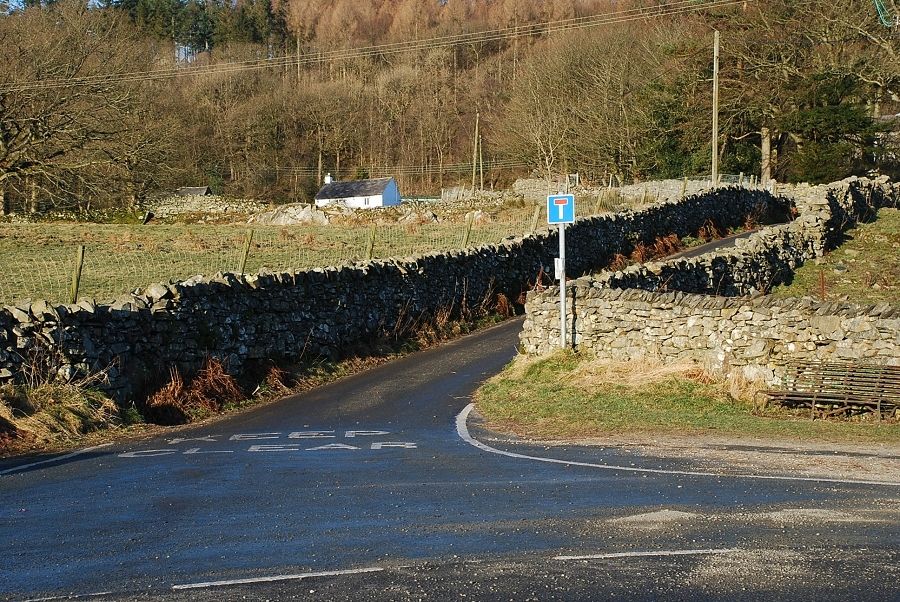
[0,184,6,216]
[296,36,301,84]
[317,126,323,186]
[761,126,772,186]
[29,178,38,214]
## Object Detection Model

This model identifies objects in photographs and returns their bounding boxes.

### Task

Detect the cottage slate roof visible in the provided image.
[315,177,393,200]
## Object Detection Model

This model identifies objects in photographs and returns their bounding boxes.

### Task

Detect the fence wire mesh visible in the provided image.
[0,178,751,307]
[0,216,539,306]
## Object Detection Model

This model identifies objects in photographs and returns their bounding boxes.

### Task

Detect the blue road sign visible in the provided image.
[547,194,575,225]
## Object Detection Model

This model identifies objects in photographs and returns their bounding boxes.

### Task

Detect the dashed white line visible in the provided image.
[555,548,741,561]
[0,443,113,476]
[172,567,384,590]
[455,403,900,487]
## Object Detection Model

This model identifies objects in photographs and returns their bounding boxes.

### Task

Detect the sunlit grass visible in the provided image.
[476,351,899,443]
[771,208,899,304]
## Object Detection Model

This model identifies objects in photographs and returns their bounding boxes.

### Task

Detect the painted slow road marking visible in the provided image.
[0,443,113,476]
[555,548,741,561]
[172,567,384,590]
[456,404,900,487]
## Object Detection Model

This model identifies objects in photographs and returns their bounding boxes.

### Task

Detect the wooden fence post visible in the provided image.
[680,177,688,197]
[528,205,541,236]
[461,212,475,247]
[366,223,376,260]
[239,231,254,274]
[69,245,85,304]
[594,191,604,215]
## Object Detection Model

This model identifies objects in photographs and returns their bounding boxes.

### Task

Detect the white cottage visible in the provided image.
[314,175,401,209]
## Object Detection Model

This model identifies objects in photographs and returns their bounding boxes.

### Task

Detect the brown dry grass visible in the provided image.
[144,358,245,425]
[0,382,121,449]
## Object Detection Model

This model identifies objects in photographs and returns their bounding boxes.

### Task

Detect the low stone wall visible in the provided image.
[148,195,269,219]
[520,177,900,383]
[521,288,899,384]
[0,186,798,401]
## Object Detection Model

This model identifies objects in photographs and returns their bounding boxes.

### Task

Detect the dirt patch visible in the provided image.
[532,432,900,483]
[683,548,809,590]
[609,510,700,530]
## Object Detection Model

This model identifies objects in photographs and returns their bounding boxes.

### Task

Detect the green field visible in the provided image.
[0,217,535,306]
[772,207,899,304]
[0,190,642,306]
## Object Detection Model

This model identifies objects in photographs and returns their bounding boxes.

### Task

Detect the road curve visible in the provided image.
[1,317,898,601]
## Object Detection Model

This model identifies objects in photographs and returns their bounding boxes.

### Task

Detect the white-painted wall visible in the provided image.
[316,179,401,209]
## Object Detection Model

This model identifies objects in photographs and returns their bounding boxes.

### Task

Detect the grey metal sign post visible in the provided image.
[547,193,575,349]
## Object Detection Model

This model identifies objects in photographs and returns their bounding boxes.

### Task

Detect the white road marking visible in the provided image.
[305,443,360,451]
[25,592,113,601]
[183,448,234,455]
[345,430,390,437]
[229,432,282,441]
[0,443,113,476]
[371,442,417,449]
[172,567,384,590]
[555,548,741,561]
[248,444,304,452]
[455,404,900,487]
[119,449,177,458]
[288,430,336,438]
[168,435,219,445]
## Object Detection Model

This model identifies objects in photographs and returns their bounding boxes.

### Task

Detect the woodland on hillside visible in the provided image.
[0,0,898,214]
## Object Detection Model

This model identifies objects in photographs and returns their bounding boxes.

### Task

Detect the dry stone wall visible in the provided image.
[0,185,814,401]
[520,177,900,384]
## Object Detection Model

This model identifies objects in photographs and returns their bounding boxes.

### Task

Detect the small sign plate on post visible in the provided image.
[547,194,575,225]
[547,193,575,349]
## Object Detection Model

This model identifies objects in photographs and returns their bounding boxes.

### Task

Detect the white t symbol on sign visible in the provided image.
[554,198,568,220]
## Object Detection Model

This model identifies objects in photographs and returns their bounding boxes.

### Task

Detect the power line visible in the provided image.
[273,159,531,177]
[0,0,749,93]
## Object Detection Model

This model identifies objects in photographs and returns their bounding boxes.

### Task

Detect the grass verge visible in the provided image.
[475,351,899,444]
[771,207,899,304]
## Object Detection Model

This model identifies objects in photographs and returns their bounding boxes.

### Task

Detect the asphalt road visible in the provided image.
[2,318,899,601]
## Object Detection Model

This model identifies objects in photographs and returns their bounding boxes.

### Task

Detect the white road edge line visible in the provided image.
[455,403,900,487]
[172,567,384,590]
[25,593,113,602]
[555,548,741,561]
[0,443,113,476]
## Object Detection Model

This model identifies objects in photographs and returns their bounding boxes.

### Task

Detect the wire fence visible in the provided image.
[0,177,752,307]
[0,216,545,306]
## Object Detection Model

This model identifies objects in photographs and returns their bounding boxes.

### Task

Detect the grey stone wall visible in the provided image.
[149,195,269,219]
[0,185,811,401]
[520,177,900,383]
[521,288,899,384]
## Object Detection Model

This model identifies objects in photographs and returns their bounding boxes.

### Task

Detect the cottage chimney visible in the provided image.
[324,173,333,184]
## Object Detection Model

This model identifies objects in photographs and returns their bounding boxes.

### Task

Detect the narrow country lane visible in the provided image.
[1,318,898,601]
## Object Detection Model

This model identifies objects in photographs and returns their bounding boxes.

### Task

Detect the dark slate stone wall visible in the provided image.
[0,185,803,401]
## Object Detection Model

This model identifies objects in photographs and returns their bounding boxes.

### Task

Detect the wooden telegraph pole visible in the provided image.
[711,30,720,188]
[471,111,480,193]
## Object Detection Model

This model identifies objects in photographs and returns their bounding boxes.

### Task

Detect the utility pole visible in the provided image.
[471,111,480,193]
[711,30,720,188]
[479,135,484,191]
